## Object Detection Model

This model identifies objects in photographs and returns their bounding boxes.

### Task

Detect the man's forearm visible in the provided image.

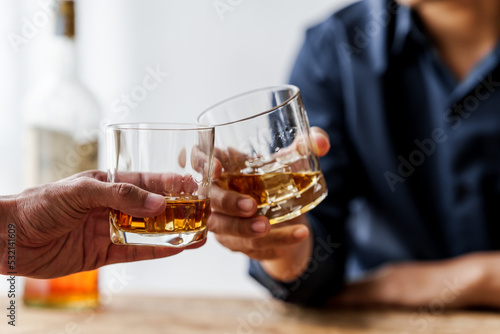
[328,252,500,309]
[465,252,500,308]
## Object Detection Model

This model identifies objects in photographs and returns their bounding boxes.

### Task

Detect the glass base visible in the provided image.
[23,295,99,310]
[256,173,329,225]
[267,190,328,225]
[110,224,208,247]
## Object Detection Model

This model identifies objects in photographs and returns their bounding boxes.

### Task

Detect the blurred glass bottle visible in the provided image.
[22,0,100,309]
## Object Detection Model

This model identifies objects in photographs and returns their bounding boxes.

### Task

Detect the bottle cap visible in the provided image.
[56,1,75,38]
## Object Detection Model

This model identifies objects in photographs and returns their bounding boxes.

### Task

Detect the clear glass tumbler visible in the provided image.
[107,123,215,247]
[198,85,327,225]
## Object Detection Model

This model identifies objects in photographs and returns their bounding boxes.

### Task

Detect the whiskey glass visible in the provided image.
[107,123,215,247]
[198,85,327,225]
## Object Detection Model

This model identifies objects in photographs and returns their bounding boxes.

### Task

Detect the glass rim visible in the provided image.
[197,84,300,127]
[106,122,215,131]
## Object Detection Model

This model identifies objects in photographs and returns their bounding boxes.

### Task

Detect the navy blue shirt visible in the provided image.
[250,0,500,306]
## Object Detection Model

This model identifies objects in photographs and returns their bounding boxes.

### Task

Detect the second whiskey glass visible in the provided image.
[198,85,327,225]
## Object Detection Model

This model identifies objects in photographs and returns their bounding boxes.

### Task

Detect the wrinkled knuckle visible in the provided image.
[210,198,221,212]
[85,170,105,181]
[220,191,237,207]
[208,214,227,233]
[250,238,265,249]
[245,237,260,250]
[75,176,96,190]
[209,192,222,209]
[116,183,136,198]
[208,219,220,233]
[237,221,251,236]
[76,170,98,178]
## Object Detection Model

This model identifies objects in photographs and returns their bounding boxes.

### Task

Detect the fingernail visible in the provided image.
[238,198,255,213]
[251,219,267,233]
[144,194,165,210]
[293,226,308,239]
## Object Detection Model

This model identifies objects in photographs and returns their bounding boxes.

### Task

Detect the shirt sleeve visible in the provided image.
[248,17,364,306]
[249,214,346,306]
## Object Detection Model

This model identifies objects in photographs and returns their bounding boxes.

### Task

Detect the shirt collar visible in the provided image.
[390,1,430,56]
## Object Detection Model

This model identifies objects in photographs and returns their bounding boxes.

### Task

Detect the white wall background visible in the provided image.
[0,0,356,298]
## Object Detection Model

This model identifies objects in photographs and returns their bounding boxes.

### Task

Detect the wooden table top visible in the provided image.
[2,295,500,334]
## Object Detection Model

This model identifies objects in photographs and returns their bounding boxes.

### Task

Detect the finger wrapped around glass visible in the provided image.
[107,123,215,247]
[198,85,327,225]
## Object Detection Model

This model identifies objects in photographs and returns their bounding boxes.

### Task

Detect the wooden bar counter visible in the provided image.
[2,295,500,334]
